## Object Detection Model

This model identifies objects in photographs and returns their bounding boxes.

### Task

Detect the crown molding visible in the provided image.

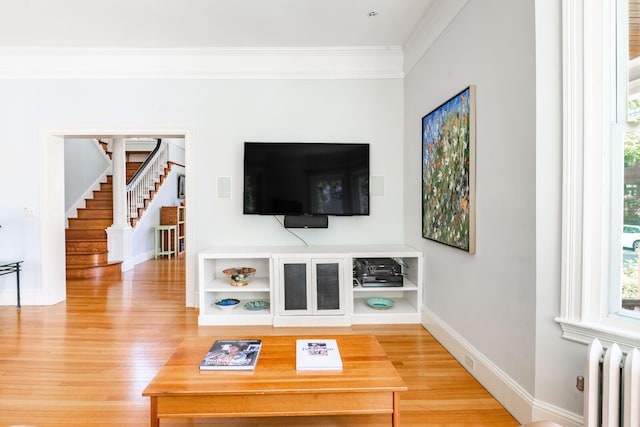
[403,0,468,74]
[0,46,404,80]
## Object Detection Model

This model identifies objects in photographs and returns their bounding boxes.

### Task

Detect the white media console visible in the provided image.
[198,244,423,326]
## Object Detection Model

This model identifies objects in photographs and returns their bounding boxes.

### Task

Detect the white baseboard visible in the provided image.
[0,287,51,306]
[130,250,155,268]
[421,305,582,427]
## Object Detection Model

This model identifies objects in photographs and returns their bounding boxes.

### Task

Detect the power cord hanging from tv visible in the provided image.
[274,216,309,246]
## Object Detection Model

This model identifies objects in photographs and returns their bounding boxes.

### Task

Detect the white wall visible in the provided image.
[0,77,404,306]
[404,0,539,418]
[63,138,110,211]
[131,165,185,262]
[404,0,586,423]
[167,138,186,165]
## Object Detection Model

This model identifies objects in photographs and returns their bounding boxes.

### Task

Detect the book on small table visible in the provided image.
[296,339,343,371]
[199,339,262,370]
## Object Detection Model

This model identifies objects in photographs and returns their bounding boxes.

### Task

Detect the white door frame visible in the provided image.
[40,128,194,307]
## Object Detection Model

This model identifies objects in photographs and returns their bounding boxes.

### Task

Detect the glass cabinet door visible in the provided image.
[311,259,345,315]
[278,257,345,316]
[282,262,309,312]
[314,262,340,310]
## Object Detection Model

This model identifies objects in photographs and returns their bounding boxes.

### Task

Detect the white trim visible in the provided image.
[531,399,583,427]
[422,306,582,427]
[40,133,67,305]
[38,128,196,308]
[557,317,640,352]
[402,0,468,74]
[0,47,403,80]
[553,0,640,346]
[560,0,587,322]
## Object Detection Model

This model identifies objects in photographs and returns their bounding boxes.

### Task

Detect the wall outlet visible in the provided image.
[465,354,475,370]
[24,207,34,217]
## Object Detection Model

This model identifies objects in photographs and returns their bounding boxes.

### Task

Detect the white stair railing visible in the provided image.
[126,140,168,223]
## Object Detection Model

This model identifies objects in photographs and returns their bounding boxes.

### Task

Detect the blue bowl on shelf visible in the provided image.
[366,297,394,310]
[214,298,240,311]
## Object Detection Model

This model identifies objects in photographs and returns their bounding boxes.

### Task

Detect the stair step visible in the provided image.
[92,191,113,200]
[76,208,113,219]
[66,251,109,265]
[64,160,172,280]
[66,229,106,240]
[68,218,112,229]
[85,199,112,209]
[65,240,108,252]
[66,262,122,280]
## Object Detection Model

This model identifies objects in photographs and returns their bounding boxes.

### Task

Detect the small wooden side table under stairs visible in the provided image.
[154,225,178,259]
[160,205,185,254]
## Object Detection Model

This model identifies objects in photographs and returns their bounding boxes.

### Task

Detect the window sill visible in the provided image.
[556,316,640,352]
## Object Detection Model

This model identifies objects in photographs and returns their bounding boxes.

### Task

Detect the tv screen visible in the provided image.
[243,142,370,216]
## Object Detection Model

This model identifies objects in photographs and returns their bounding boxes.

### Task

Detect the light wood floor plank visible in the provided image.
[0,257,518,426]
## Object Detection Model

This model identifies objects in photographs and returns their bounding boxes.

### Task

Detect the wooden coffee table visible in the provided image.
[142,334,407,426]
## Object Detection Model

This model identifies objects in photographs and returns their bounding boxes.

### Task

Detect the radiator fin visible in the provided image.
[623,348,640,426]
[602,343,622,426]
[585,339,603,427]
[585,339,640,427]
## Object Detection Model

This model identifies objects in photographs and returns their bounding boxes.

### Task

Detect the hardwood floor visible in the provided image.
[0,257,519,426]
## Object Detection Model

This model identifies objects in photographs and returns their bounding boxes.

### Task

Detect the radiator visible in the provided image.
[584,339,640,427]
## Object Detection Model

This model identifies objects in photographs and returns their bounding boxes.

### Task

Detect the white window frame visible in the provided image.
[557,0,640,352]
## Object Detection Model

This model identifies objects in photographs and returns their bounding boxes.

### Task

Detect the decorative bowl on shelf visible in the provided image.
[222,267,256,286]
[214,298,240,311]
[366,297,394,310]
[244,300,269,311]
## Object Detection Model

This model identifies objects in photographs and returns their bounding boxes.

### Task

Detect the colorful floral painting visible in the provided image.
[422,86,475,253]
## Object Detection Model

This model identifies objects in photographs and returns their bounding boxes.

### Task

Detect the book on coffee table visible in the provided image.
[199,339,262,370]
[296,339,343,371]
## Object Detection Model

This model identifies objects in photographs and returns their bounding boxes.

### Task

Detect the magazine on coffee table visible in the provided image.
[296,339,343,371]
[199,339,262,370]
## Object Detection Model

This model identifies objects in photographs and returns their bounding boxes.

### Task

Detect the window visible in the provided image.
[558,0,640,351]
[621,2,640,316]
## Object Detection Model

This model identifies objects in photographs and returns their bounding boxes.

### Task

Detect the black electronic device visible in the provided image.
[243,142,370,219]
[353,258,404,287]
[283,214,329,229]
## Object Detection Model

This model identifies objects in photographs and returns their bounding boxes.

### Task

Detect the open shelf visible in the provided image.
[203,276,270,293]
[351,296,420,324]
[198,249,272,326]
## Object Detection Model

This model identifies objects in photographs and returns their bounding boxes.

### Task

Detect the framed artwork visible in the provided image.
[422,86,476,253]
[177,174,185,199]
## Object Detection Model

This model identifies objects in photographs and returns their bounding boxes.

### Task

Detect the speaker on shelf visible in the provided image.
[284,215,329,229]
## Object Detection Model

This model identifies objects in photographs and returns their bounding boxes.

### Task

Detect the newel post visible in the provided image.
[106,137,133,271]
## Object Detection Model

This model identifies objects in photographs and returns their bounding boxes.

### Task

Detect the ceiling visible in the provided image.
[0,0,437,49]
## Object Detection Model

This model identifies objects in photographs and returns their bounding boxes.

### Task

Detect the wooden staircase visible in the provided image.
[66,176,123,280]
[65,153,175,280]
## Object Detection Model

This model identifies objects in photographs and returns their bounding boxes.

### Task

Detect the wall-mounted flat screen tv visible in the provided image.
[243,142,370,216]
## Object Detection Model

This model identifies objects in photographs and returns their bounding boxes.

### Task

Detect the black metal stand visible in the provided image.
[0,261,23,308]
